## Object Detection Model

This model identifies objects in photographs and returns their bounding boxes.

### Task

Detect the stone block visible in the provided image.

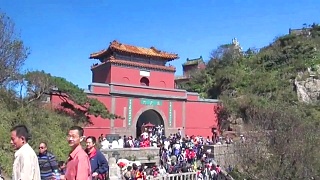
[101,147,160,165]
[108,157,121,180]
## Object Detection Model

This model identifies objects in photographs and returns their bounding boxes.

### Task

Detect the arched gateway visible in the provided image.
[135,109,165,137]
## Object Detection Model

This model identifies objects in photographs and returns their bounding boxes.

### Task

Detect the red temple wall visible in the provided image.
[87,95,112,128]
[185,101,218,137]
[171,101,183,128]
[50,81,218,138]
[112,85,186,97]
[85,115,111,137]
[91,85,110,94]
[149,70,175,89]
[114,96,128,128]
[187,93,199,101]
[91,63,111,84]
[109,66,175,88]
[51,93,113,137]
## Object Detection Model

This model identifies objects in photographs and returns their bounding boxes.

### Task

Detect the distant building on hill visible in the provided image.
[289,28,311,36]
[175,56,206,86]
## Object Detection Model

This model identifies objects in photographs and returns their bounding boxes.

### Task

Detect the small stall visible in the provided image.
[141,122,155,135]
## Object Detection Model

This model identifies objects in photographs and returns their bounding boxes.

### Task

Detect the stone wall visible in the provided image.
[102,146,235,180]
[101,147,160,165]
[102,145,240,168]
[204,144,239,169]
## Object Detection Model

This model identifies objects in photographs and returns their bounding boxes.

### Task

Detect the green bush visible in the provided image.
[0,101,75,175]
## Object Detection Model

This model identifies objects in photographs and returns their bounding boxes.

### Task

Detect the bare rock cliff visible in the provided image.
[295,69,320,103]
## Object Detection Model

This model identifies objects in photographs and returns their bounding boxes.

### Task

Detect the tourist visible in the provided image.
[177,128,182,137]
[111,138,119,149]
[98,134,104,143]
[210,166,218,180]
[10,125,41,180]
[215,165,221,174]
[37,142,59,180]
[0,167,4,180]
[85,136,109,179]
[57,161,66,175]
[118,136,124,148]
[158,165,166,175]
[127,136,134,148]
[61,126,91,180]
[135,167,146,180]
[100,137,110,149]
[123,166,133,180]
[240,134,245,143]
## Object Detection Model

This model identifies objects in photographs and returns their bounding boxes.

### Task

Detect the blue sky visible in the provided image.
[1,0,319,89]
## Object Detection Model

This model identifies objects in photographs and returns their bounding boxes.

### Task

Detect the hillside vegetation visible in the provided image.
[179,24,320,179]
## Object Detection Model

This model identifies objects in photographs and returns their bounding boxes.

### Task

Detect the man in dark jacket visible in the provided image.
[85,136,109,180]
[37,142,58,180]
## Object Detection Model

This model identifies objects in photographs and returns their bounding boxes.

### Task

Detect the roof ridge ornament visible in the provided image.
[150,46,160,53]
[111,40,121,46]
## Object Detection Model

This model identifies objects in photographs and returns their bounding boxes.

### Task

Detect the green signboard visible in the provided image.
[140,98,162,106]
[168,101,173,127]
[127,98,133,126]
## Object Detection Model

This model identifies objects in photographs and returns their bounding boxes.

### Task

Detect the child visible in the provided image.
[58,161,66,175]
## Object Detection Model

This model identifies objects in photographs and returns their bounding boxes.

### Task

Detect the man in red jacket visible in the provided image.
[85,136,109,180]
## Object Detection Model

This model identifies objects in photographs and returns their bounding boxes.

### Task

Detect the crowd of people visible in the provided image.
[5,124,240,180]
[98,125,239,180]
[8,125,108,180]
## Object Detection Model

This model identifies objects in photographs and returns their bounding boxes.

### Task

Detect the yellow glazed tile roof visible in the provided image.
[90,40,179,60]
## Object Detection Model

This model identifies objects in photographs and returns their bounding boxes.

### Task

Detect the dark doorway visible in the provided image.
[136,109,164,137]
[140,77,150,86]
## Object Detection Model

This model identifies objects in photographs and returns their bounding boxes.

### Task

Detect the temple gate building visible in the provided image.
[51,40,219,137]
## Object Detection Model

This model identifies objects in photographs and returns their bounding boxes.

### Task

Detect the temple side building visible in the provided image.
[175,56,206,86]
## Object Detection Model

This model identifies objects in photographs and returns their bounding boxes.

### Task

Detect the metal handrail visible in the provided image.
[146,172,197,180]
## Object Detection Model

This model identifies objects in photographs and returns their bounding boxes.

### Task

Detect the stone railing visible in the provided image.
[101,147,160,165]
[147,172,197,180]
[102,147,235,180]
[146,171,233,180]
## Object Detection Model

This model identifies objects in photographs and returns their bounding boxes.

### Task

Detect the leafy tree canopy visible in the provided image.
[0,13,29,86]
[23,70,121,124]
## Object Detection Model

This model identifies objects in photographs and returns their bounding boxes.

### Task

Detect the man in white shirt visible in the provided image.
[100,138,110,149]
[11,125,41,180]
[111,138,119,149]
[163,139,170,150]
[118,137,124,148]
[141,132,148,140]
